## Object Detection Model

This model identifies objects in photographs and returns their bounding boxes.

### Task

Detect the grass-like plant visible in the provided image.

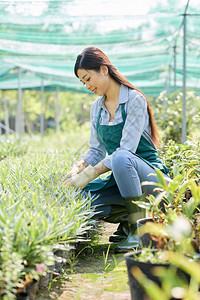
[0,149,97,299]
[0,138,29,161]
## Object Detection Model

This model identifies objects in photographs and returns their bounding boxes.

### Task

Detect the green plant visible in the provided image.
[158,138,200,179]
[0,149,99,298]
[132,258,200,300]
[153,90,200,143]
[103,244,111,271]
[67,246,94,274]
[129,218,200,299]
[133,249,169,264]
[0,138,29,161]
[141,168,200,253]
[130,136,200,299]
[140,136,200,250]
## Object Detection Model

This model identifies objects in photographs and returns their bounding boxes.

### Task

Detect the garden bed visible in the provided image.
[0,149,98,299]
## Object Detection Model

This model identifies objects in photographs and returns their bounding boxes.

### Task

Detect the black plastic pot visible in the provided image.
[16,279,38,300]
[26,279,38,300]
[137,217,158,248]
[54,249,73,273]
[124,249,170,300]
[124,249,193,300]
[16,292,29,300]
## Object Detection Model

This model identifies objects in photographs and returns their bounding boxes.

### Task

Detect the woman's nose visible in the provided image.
[86,82,91,90]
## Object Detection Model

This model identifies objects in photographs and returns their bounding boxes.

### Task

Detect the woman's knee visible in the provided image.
[111,150,131,171]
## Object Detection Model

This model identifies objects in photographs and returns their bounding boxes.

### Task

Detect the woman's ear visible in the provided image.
[100,65,108,76]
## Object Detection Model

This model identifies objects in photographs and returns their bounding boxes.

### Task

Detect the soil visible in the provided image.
[37,223,131,300]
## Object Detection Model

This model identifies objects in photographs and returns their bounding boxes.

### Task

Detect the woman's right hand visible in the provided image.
[64,160,88,180]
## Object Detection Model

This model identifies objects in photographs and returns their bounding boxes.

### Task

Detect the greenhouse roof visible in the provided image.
[0,0,200,97]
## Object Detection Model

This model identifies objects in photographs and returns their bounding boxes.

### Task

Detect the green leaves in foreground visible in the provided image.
[0,150,96,298]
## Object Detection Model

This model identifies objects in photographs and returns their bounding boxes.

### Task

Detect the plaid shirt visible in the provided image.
[83,84,155,170]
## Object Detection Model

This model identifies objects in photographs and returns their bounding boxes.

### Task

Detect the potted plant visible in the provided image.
[125,168,200,300]
[125,137,200,299]
[125,211,200,300]
[137,152,200,248]
[125,249,200,300]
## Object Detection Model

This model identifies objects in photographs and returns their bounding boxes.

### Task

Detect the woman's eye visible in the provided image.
[82,78,90,86]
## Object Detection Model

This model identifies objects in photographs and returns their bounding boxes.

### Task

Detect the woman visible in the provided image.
[62,47,170,252]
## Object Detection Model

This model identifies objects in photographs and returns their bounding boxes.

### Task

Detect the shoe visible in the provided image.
[115,193,147,253]
[109,222,129,243]
[115,224,139,253]
[115,233,139,253]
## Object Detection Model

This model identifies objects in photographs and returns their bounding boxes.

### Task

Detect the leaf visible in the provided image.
[154,190,168,206]
[167,252,200,282]
[133,200,151,210]
[179,179,190,196]
[154,169,168,188]
[189,181,200,205]
[171,174,183,187]
[139,222,169,238]
[184,197,196,218]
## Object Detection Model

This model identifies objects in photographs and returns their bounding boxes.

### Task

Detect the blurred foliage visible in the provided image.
[152,90,200,143]
[158,138,200,179]
[0,138,29,161]
[0,90,95,134]
[29,124,90,155]
[58,91,95,131]
[0,89,199,144]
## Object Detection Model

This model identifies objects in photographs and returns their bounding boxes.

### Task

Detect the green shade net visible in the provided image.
[0,0,200,97]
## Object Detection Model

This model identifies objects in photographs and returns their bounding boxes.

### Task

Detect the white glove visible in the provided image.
[65,160,87,179]
[62,165,99,189]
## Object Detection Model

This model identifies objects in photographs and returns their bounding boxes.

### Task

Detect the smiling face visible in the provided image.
[77,66,109,96]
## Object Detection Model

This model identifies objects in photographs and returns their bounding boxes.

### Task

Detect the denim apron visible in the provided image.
[84,103,169,192]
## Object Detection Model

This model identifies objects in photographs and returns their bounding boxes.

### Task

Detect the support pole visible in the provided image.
[182,14,187,144]
[55,86,60,132]
[40,80,45,137]
[173,45,177,92]
[0,93,2,135]
[3,90,9,138]
[167,65,171,95]
[16,68,23,137]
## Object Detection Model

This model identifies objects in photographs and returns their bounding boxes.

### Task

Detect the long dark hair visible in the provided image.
[74,47,160,147]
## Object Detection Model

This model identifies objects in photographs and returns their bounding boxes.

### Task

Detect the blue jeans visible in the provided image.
[87,150,170,218]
